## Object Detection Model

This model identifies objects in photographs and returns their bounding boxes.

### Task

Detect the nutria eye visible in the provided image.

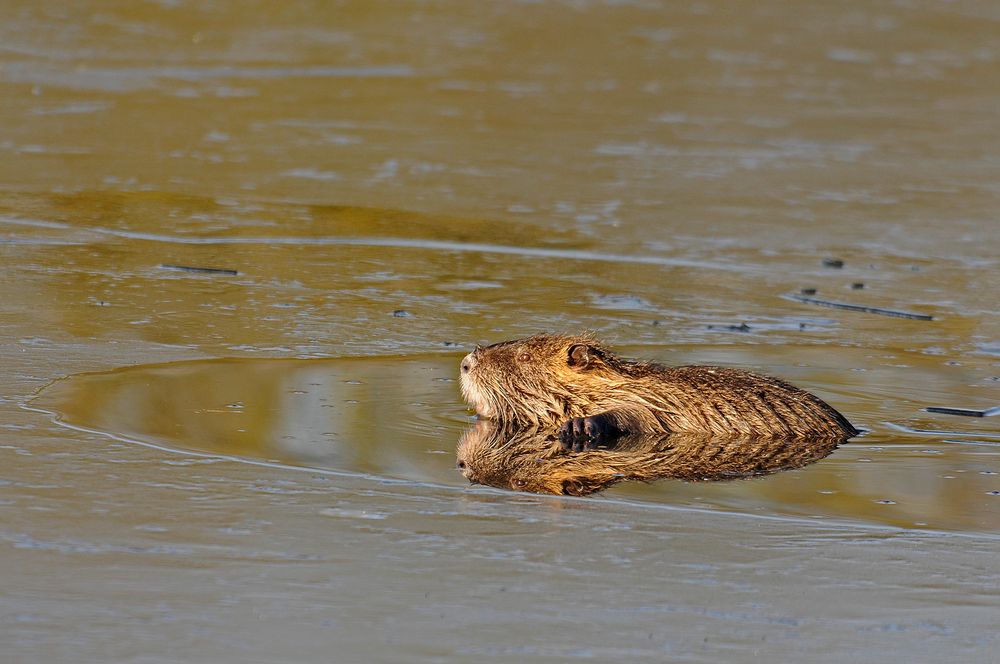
[457,460,466,469]
[518,352,531,363]
[461,361,470,373]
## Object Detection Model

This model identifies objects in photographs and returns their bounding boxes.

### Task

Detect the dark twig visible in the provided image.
[926,406,1000,418]
[786,293,933,321]
[161,264,238,276]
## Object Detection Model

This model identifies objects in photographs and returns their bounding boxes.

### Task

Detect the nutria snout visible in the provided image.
[460,334,858,440]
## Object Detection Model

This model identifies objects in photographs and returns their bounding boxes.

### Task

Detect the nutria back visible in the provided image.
[460,334,858,439]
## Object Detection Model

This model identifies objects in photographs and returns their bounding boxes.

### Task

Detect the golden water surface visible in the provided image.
[2,1,999,662]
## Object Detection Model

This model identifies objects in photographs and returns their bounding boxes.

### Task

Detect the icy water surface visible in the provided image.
[3,0,1000,662]
[34,343,1000,532]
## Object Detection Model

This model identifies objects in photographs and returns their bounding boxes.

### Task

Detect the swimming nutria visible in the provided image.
[460,334,858,442]
[456,419,842,496]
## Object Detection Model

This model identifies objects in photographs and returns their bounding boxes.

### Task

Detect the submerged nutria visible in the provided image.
[456,419,842,496]
[460,334,858,442]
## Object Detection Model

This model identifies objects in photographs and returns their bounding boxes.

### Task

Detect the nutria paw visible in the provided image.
[559,414,622,451]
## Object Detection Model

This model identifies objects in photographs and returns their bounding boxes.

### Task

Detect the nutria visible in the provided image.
[456,419,842,496]
[460,334,858,442]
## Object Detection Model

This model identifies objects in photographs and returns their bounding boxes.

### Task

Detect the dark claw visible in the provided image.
[559,414,621,451]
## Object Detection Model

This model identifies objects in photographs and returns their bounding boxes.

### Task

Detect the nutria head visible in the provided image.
[460,333,628,427]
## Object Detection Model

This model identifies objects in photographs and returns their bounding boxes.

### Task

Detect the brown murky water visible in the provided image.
[2,1,999,662]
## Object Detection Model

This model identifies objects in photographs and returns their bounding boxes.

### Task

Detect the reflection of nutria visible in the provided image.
[456,420,842,496]
[460,334,857,442]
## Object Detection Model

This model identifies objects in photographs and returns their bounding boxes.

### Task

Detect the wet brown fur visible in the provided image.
[460,334,858,439]
[456,420,842,496]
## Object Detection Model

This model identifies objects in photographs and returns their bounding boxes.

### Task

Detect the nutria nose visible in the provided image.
[461,353,475,374]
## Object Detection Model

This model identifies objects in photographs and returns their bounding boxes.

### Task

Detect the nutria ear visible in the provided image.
[567,344,591,370]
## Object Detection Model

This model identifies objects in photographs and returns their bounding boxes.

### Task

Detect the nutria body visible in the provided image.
[460,334,858,440]
[456,420,841,496]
